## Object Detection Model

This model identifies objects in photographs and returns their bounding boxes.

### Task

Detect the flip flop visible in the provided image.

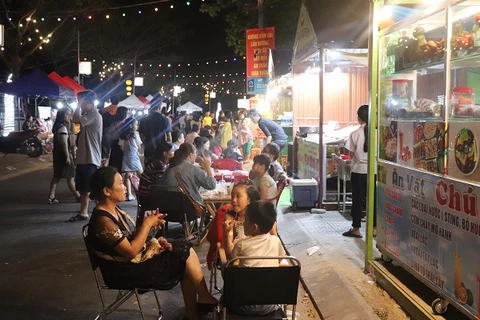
[342,229,362,238]
[67,214,88,222]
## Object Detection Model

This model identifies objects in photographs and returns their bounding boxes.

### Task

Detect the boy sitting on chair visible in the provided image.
[223,200,286,316]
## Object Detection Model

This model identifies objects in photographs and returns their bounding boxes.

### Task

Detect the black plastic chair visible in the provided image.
[148,185,204,244]
[220,256,301,320]
[82,224,163,320]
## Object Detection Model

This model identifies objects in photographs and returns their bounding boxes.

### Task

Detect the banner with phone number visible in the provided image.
[376,163,480,318]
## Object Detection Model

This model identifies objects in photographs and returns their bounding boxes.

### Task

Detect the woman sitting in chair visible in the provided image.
[157,142,216,209]
[86,167,217,320]
[206,181,260,269]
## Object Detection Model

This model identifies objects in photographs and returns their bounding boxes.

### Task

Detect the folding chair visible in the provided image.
[82,224,163,320]
[220,256,301,320]
[148,186,204,244]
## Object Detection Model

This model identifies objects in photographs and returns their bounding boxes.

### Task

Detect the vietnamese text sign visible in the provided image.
[246,27,275,94]
[377,163,480,317]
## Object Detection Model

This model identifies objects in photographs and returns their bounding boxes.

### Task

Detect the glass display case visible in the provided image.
[376,1,480,318]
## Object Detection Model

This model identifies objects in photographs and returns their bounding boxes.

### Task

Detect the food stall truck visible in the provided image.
[369,1,480,318]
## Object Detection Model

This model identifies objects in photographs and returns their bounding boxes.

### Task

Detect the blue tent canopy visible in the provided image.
[0,69,74,98]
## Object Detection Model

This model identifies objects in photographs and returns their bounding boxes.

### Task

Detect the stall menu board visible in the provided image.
[379,120,446,174]
[377,163,480,317]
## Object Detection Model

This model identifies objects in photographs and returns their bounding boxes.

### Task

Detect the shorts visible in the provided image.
[75,164,98,193]
[242,139,253,156]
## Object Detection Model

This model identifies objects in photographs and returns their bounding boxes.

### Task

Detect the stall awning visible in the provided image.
[177,101,202,113]
[62,76,86,96]
[118,94,148,110]
[0,69,73,98]
[293,0,369,65]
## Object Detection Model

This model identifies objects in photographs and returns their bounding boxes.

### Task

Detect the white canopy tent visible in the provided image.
[177,101,202,113]
[118,94,148,110]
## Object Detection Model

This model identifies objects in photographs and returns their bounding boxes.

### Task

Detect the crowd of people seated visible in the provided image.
[81,101,292,319]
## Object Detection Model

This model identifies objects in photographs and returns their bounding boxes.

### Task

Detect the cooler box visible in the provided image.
[291,178,318,211]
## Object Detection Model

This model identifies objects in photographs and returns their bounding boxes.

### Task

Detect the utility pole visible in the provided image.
[258,0,265,28]
[133,53,137,95]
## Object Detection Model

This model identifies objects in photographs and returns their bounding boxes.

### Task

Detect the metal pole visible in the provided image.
[77,31,81,85]
[133,53,137,95]
[258,0,265,28]
[173,69,176,115]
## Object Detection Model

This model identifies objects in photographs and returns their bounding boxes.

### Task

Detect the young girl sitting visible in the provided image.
[206,181,260,269]
[223,200,286,316]
[221,138,243,162]
[249,154,277,201]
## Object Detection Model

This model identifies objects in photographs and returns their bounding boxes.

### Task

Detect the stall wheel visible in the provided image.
[292,202,297,211]
[381,254,393,263]
[431,297,449,315]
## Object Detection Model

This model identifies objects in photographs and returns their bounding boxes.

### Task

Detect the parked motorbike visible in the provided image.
[0,129,43,158]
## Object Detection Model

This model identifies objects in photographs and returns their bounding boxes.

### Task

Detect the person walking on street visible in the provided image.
[220,110,233,149]
[248,109,288,152]
[121,118,143,201]
[48,107,80,204]
[342,105,369,238]
[138,98,172,164]
[68,90,102,222]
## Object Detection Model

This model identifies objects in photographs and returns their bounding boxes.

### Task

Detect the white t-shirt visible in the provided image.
[345,124,368,174]
[253,173,277,200]
[231,233,286,267]
[76,108,102,166]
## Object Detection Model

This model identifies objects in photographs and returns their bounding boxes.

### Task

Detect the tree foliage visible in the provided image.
[0,0,188,80]
[200,0,301,56]
[0,0,107,79]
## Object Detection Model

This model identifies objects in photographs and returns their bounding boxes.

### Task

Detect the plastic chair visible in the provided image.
[82,224,163,320]
[220,256,301,320]
[148,186,204,244]
[211,158,243,171]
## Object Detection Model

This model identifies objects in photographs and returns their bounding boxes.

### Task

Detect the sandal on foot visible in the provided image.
[342,229,362,238]
[67,214,88,222]
[48,197,60,204]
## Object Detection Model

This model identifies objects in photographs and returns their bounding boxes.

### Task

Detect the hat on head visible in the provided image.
[248,108,260,118]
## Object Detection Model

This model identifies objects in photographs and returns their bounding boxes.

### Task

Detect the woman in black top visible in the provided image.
[48,107,80,204]
[86,167,217,320]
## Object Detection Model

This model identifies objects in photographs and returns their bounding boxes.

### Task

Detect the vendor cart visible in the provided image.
[369,1,480,319]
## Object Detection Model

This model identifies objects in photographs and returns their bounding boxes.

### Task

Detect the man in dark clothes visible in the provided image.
[248,109,288,152]
[138,97,172,163]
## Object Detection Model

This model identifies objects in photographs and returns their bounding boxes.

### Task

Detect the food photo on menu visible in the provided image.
[379,120,398,163]
[448,122,480,182]
[395,121,445,174]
